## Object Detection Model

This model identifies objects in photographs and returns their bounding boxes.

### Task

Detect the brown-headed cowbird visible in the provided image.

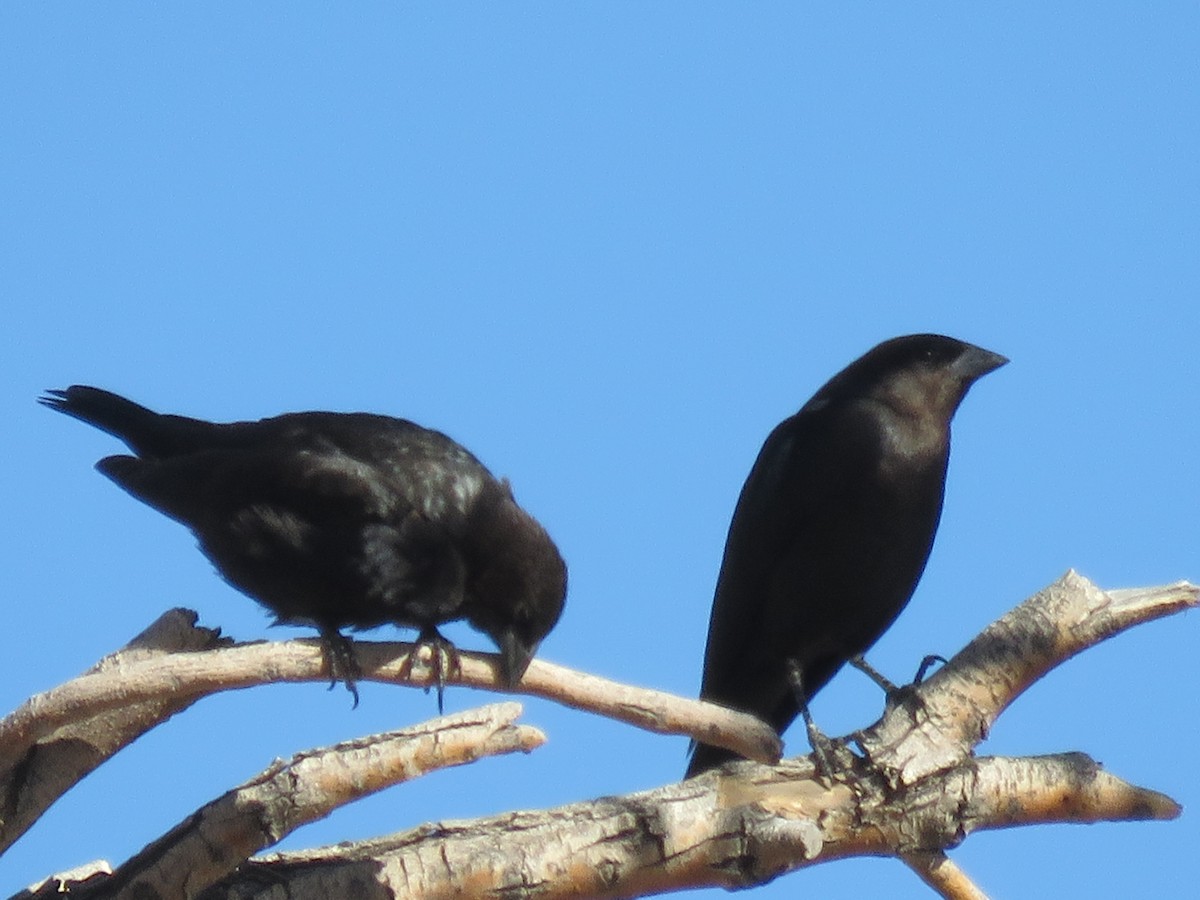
[686,334,1005,777]
[41,386,567,705]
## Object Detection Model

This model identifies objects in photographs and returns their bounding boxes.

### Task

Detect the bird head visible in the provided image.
[466,481,568,687]
[905,334,1009,415]
[494,605,557,687]
[818,334,1007,423]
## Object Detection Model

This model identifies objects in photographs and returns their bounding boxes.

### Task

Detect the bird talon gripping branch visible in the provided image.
[784,658,831,777]
[320,627,362,708]
[913,653,947,684]
[408,627,462,714]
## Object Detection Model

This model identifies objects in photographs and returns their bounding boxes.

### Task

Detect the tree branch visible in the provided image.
[173,749,1175,899]
[0,634,780,784]
[36,704,541,900]
[0,616,777,858]
[6,575,1193,899]
[0,609,229,854]
[855,572,1198,787]
[900,852,990,900]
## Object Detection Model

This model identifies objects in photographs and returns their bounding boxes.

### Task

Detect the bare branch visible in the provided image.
[19,861,113,899]
[856,573,1198,786]
[16,704,542,900]
[900,852,990,900]
[0,609,229,853]
[181,749,1176,900]
[509,656,781,763]
[965,753,1181,831]
[7,575,1192,900]
[0,636,780,778]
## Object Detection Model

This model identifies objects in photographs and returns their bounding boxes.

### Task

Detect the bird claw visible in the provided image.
[803,716,864,790]
[399,627,462,713]
[913,653,947,684]
[804,720,837,784]
[851,653,944,722]
[889,654,948,727]
[320,629,361,709]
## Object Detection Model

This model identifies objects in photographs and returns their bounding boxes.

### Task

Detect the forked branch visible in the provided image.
[5,574,1194,900]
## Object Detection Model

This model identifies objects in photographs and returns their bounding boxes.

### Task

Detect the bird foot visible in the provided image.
[399,627,462,713]
[848,654,900,695]
[851,653,944,721]
[320,629,362,709]
[786,658,858,787]
[887,654,948,727]
[804,720,837,783]
[913,653,947,684]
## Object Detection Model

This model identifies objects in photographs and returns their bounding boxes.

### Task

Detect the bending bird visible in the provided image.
[42,386,567,705]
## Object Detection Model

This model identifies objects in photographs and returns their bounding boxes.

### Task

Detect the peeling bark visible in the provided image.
[3,574,1195,900]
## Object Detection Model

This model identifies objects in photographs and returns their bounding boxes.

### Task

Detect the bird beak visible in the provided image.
[497,629,537,688]
[956,345,1009,382]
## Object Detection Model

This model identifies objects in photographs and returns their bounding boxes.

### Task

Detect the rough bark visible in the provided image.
[5,573,1195,900]
[0,609,229,855]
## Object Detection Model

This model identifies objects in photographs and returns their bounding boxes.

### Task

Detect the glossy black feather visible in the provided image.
[41,386,567,689]
[686,335,1005,776]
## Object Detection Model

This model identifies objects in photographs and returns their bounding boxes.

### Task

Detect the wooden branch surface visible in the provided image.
[181,750,1176,900]
[0,635,780,773]
[5,575,1193,900]
[0,609,229,854]
[856,573,1198,787]
[0,614,776,859]
[60,704,541,900]
[900,852,991,900]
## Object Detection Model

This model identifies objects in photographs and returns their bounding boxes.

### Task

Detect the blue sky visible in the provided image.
[2,5,1196,897]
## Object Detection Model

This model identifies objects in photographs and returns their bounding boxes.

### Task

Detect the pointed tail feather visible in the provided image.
[40,386,192,458]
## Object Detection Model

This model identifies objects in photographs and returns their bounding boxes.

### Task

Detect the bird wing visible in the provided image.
[97,418,491,628]
[697,403,882,724]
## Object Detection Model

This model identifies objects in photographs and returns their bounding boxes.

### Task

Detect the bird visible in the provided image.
[41,386,567,706]
[685,334,1006,777]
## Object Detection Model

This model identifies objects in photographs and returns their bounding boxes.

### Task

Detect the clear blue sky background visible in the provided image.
[2,5,1196,897]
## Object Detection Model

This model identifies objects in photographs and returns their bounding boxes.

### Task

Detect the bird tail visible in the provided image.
[684,740,738,779]
[39,386,177,458]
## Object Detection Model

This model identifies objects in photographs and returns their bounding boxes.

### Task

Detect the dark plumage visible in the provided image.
[41,386,567,702]
[686,334,1005,777]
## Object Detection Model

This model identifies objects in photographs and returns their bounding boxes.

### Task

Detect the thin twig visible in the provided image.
[901,852,991,900]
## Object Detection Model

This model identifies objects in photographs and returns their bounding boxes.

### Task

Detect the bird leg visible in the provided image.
[847,654,900,695]
[319,627,361,709]
[849,653,945,732]
[850,651,945,698]
[398,627,462,714]
[785,659,837,782]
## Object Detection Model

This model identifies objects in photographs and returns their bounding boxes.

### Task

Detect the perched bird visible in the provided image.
[686,334,1006,777]
[41,386,567,704]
